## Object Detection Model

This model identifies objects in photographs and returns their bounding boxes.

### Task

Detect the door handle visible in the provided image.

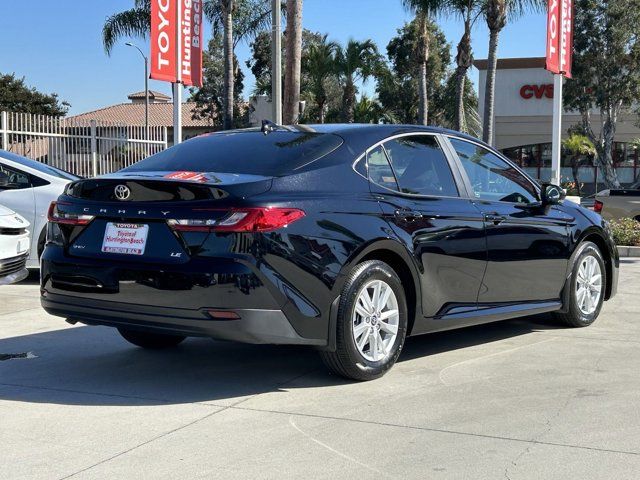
[394,209,423,222]
[485,214,506,225]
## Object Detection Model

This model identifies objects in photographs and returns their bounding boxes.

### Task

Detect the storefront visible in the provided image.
[474,57,640,193]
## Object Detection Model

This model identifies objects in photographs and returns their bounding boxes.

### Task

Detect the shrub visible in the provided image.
[608,218,640,246]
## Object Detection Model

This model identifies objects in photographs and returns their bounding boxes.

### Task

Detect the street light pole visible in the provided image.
[126,42,149,140]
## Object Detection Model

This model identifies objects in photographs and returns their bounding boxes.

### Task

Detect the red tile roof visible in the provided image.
[68,102,214,127]
[127,90,171,101]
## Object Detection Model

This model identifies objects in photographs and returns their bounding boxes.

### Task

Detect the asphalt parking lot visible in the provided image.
[1,261,640,480]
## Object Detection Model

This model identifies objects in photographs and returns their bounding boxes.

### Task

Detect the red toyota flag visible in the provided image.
[546,0,573,77]
[150,0,178,83]
[180,0,204,87]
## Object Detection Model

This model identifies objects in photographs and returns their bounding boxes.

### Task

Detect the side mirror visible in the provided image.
[0,171,9,188]
[541,183,566,205]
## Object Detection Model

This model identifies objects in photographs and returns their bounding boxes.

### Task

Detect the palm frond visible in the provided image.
[102,7,151,55]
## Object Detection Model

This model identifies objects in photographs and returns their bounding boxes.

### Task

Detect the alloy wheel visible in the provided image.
[352,279,400,362]
[576,255,602,315]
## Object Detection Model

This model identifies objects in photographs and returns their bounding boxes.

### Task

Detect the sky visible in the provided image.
[0,0,547,116]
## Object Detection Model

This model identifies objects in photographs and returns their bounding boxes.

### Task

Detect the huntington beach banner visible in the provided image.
[150,0,203,87]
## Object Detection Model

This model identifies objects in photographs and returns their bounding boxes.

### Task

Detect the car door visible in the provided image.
[368,134,487,329]
[445,136,573,304]
[0,161,36,229]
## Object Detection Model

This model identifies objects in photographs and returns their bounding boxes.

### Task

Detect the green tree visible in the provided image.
[562,133,596,196]
[353,95,385,123]
[376,20,449,124]
[432,71,481,136]
[0,73,69,116]
[334,39,381,123]
[401,0,449,125]
[564,0,640,188]
[247,29,323,96]
[302,35,339,123]
[189,35,245,127]
[482,0,544,144]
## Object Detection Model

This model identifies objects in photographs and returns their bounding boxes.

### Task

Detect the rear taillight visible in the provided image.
[168,207,305,233]
[47,201,95,225]
[593,200,603,213]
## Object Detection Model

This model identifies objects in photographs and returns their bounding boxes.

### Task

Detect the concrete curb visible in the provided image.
[617,246,640,257]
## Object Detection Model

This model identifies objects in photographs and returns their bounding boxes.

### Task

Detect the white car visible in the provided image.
[0,150,78,268]
[0,204,30,285]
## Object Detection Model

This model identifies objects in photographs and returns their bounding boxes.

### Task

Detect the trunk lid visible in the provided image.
[57,172,273,264]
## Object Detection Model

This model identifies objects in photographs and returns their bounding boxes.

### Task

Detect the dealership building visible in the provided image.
[474,57,640,191]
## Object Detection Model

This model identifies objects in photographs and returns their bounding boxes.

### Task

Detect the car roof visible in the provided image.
[0,150,78,182]
[295,123,489,156]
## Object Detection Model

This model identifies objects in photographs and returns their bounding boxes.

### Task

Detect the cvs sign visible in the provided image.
[520,84,554,100]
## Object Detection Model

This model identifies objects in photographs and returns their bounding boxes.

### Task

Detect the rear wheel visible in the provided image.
[320,260,408,381]
[118,328,186,349]
[554,241,606,328]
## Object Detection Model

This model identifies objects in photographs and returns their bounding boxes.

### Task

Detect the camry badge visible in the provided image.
[114,184,131,201]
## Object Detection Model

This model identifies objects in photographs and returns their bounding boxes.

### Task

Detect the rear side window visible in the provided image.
[122,131,343,176]
[367,145,398,191]
[383,135,458,197]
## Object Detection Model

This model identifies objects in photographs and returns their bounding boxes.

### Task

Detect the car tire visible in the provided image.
[319,260,408,381]
[118,328,186,349]
[554,241,606,328]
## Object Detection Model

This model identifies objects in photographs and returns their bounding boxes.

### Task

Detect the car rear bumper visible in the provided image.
[41,293,321,345]
[40,245,329,346]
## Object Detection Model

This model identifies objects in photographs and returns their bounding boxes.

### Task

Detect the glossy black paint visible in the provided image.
[41,125,619,348]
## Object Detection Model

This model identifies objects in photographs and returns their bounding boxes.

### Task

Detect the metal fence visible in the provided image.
[0,111,168,177]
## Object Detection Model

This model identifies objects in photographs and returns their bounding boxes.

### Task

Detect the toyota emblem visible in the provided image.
[114,184,131,200]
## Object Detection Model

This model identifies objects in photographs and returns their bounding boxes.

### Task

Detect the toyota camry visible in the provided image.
[41,124,619,380]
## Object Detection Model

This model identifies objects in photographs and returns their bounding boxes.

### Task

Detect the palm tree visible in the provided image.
[482,0,544,144]
[563,133,596,196]
[401,0,448,125]
[302,35,338,123]
[205,1,274,129]
[283,0,303,124]
[354,95,384,124]
[334,39,380,123]
[102,0,151,55]
[449,0,483,132]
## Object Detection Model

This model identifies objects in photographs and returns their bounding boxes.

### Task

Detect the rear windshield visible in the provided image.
[122,130,343,176]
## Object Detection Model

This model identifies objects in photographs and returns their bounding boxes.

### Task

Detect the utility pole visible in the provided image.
[126,42,150,140]
[271,0,282,124]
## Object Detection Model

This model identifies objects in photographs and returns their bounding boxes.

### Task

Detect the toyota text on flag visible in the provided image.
[151,0,178,82]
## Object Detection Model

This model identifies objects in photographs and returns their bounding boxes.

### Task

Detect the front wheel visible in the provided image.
[320,260,408,381]
[554,241,606,328]
[118,328,186,349]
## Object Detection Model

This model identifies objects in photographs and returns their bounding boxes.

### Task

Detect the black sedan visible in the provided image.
[41,124,619,380]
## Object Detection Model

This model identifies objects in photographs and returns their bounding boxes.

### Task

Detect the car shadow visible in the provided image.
[0,312,564,407]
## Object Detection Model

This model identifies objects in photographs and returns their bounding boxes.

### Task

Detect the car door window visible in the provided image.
[367,145,399,191]
[0,164,31,189]
[383,135,458,197]
[449,138,538,204]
